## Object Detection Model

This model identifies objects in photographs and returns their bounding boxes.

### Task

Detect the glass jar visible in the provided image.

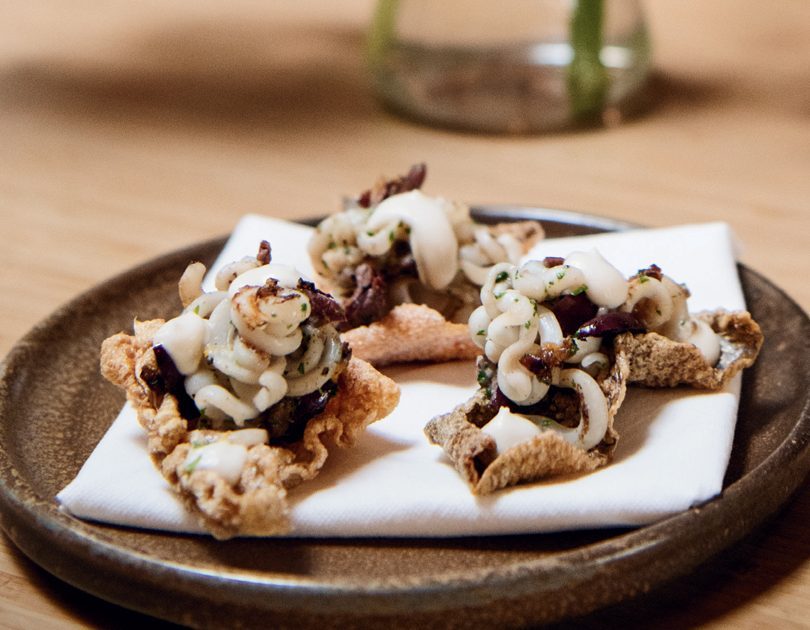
[367,0,651,133]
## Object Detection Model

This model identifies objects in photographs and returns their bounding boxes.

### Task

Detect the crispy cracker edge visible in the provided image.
[100,323,399,539]
[425,359,626,495]
[342,303,480,367]
[615,310,763,389]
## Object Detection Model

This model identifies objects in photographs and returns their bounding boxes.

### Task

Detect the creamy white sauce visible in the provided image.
[185,440,247,484]
[228,263,303,296]
[564,250,628,308]
[225,428,269,447]
[153,312,208,375]
[688,319,721,365]
[364,190,459,290]
[480,406,542,454]
[183,429,269,484]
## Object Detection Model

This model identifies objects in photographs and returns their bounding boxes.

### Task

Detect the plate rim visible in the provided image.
[1,206,808,624]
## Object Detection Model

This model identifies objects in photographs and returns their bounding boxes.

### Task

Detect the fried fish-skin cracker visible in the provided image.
[100,320,399,539]
[424,358,627,494]
[341,303,481,367]
[487,219,545,245]
[326,219,544,367]
[614,310,763,389]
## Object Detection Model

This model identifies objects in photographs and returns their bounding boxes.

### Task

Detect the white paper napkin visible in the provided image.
[58,217,745,537]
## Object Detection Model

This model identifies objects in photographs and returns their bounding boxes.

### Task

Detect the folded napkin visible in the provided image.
[58,217,745,537]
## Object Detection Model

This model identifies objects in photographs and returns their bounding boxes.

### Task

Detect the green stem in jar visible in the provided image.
[567,0,609,122]
[367,0,399,71]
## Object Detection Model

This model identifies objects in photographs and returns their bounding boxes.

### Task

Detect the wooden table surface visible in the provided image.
[1,1,808,627]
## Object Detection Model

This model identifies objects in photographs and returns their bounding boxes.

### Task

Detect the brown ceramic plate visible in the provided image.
[0,208,808,628]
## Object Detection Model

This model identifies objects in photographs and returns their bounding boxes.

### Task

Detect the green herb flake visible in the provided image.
[571,284,588,296]
[638,274,649,284]
[388,230,395,243]
[184,454,202,475]
[193,304,200,315]
[495,271,509,283]
[327,240,336,250]
[494,292,505,300]
[298,362,305,375]
[556,270,566,280]
[477,369,488,386]
[569,338,579,356]
[476,329,486,336]
[524,320,532,329]
[301,302,308,312]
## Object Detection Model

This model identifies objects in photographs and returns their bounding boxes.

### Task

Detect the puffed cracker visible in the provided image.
[614,310,763,389]
[100,320,399,538]
[425,309,762,495]
[424,358,627,494]
[337,220,544,367]
[341,303,481,367]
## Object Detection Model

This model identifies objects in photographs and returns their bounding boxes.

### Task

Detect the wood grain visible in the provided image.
[0,1,807,626]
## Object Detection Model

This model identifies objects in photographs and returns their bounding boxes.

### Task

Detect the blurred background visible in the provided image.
[0,0,808,626]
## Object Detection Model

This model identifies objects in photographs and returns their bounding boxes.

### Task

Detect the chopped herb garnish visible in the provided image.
[184,454,202,474]
[639,275,649,284]
[193,304,200,315]
[366,230,374,237]
[494,292,505,300]
[556,269,566,280]
[569,338,579,355]
[524,320,532,329]
[298,362,305,375]
[388,230,395,242]
[476,329,486,336]
[301,302,308,312]
[327,240,336,249]
[477,369,488,386]
[571,284,588,296]
[495,271,509,283]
